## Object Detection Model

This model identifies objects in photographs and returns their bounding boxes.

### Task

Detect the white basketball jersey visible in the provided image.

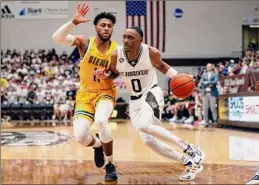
[116,44,158,96]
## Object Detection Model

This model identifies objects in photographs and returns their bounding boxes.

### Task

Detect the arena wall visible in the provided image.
[1,1,258,57]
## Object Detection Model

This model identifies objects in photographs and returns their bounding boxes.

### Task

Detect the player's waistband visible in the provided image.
[130,84,157,100]
[79,87,115,92]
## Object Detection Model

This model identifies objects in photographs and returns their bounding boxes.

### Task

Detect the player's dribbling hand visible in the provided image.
[72,3,90,25]
[93,69,109,80]
[188,74,194,79]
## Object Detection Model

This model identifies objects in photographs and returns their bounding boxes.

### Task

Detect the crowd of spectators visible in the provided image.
[1,48,79,121]
[1,48,259,124]
[162,49,259,126]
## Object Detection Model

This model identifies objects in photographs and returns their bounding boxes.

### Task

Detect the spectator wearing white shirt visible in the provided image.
[59,96,69,121]
[6,85,18,104]
[32,54,42,64]
[227,59,236,75]
[17,85,28,103]
[240,59,249,74]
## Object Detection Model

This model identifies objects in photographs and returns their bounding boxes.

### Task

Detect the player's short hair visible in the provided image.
[129,26,143,38]
[93,12,116,25]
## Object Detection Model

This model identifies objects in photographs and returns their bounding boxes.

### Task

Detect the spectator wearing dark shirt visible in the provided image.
[27,83,37,104]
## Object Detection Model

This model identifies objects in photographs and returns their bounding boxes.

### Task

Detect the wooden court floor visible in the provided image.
[1,121,259,184]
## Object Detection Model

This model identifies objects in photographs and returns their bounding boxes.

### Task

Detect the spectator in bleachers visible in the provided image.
[58,98,69,121]
[168,95,193,124]
[162,90,173,121]
[169,101,184,123]
[17,85,28,104]
[249,55,256,68]
[256,58,259,67]
[227,59,236,75]
[43,84,54,105]
[53,102,61,121]
[27,85,37,104]
[218,63,228,77]
[66,84,77,100]
[183,95,196,124]
[66,95,75,118]
[240,59,249,74]
[6,85,18,104]
[231,59,243,75]
[221,86,230,95]
[1,77,8,104]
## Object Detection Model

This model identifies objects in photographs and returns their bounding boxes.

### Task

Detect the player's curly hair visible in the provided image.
[93,12,116,25]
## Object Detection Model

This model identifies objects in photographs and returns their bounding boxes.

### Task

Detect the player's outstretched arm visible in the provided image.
[149,47,178,79]
[52,3,90,47]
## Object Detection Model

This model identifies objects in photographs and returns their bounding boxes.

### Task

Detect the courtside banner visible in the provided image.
[228,96,259,122]
[1,1,68,19]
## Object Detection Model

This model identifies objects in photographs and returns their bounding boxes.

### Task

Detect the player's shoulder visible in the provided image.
[147,45,161,57]
[147,45,160,54]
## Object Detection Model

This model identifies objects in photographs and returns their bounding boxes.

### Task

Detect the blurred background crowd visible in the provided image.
[1,48,78,121]
[1,48,259,125]
[162,49,259,127]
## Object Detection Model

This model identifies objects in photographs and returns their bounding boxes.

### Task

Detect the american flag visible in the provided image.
[126,0,166,52]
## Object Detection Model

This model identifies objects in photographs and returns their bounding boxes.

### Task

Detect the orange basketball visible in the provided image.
[170,73,195,98]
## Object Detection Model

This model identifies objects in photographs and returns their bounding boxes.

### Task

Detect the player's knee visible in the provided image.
[73,118,91,146]
[98,124,112,143]
[94,117,112,143]
[74,134,91,146]
[94,118,108,131]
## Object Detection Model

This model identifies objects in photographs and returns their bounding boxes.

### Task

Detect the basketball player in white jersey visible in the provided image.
[95,26,205,181]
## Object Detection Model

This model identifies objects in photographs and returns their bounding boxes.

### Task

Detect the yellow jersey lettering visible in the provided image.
[79,37,117,90]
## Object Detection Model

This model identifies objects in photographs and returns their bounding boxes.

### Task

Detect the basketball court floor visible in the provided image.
[1,121,259,184]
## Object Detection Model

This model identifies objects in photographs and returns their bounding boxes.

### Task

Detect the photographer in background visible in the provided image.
[200,63,219,127]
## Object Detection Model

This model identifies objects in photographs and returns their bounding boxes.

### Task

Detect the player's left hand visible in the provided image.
[93,69,109,80]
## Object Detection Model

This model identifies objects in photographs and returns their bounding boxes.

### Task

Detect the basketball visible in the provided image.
[170,73,195,98]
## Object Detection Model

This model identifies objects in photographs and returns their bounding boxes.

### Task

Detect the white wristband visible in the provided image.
[165,67,178,78]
